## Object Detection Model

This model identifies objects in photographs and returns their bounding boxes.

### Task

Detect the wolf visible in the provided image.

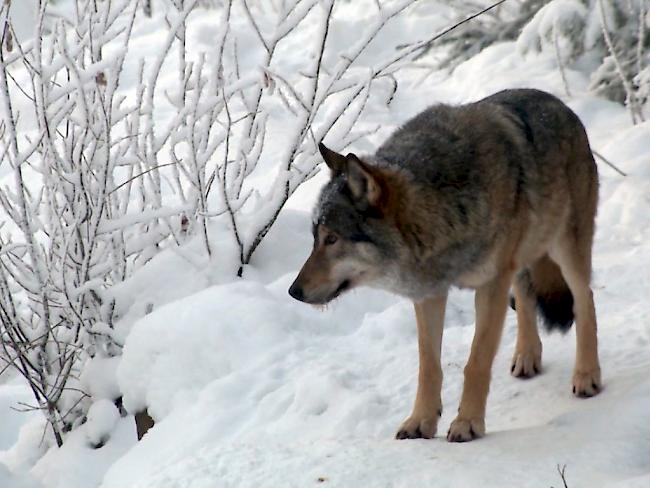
[288,88,601,442]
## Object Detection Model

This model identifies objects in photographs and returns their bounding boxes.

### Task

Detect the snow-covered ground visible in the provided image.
[1,2,650,487]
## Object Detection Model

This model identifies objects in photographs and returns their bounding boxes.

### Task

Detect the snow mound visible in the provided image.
[85,401,121,448]
[118,281,310,419]
[0,463,39,488]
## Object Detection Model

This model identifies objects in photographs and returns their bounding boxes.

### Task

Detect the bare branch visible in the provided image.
[593,149,627,177]
[555,464,569,488]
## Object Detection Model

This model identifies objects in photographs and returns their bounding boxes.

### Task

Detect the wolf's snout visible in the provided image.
[288,281,305,302]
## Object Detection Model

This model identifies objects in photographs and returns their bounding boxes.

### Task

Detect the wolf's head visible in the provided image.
[288,143,407,305]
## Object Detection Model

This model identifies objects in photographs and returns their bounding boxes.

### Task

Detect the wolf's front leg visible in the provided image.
[396,293,447,440]
[447,271,512,442]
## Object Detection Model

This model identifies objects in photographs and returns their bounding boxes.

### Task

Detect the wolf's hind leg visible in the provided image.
[396,293,447,440]
[550,239,601,397]
[510,271,542,378]
[448,271,512,442]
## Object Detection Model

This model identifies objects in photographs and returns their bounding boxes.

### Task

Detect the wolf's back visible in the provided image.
[378,88,595,181]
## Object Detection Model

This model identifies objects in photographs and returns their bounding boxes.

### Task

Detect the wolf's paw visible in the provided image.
[572,367,601,397]
[446,417,485,443]
[395,409,441,440]
[510,343,542,379]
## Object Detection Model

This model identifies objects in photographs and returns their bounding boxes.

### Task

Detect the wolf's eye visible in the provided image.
[324,234,338,246]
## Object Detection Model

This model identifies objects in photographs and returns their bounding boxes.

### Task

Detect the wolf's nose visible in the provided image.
[288,282,305,302]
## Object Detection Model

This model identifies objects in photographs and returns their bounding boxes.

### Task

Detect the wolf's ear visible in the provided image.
[318,143,347,176]
[319,143,382,207]
[345,154,382,207]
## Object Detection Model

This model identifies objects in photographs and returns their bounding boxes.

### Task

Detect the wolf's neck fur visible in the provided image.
[371,159,497,297]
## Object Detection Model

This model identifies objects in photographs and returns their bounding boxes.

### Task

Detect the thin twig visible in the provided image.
[593,149,627,177]
[396,0,508,64]
[555,464,569,488]
[108,163,177,195]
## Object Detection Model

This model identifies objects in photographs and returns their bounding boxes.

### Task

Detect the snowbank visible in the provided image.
[0,462,39,488]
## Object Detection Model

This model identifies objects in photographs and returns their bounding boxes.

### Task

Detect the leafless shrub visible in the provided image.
[0,0,435,444]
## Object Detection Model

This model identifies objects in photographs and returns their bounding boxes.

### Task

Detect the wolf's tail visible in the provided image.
[514,255,574,332]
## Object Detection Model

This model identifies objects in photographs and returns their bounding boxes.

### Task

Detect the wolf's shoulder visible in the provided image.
[374,89,581,176]
[374,100,500,182]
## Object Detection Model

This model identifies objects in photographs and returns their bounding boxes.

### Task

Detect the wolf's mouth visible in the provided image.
[335,279,351,296]
[324,279,351,303]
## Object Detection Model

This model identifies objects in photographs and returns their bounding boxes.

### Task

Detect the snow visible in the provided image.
[5,1,35,45]
[0,380,39,453]
[84,401,121,448]
[0,462,38,488]
[28,416,136,488]
[1,1,650,488]
[80,357,122,403]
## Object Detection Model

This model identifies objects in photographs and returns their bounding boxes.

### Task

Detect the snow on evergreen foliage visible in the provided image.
[516,0,587,62]
[518,0,648,117]
[433,0,648,120]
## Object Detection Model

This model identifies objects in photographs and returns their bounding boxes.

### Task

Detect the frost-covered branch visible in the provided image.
[0,0,167,445]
